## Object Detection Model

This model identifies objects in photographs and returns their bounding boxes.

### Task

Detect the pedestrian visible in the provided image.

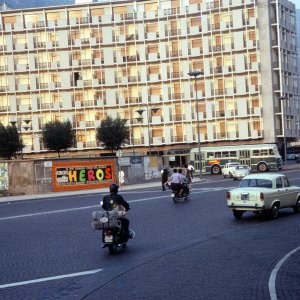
[184,164,192,188]
[188,163,195,179]
[161,167,169,191]
[118,169,125,190]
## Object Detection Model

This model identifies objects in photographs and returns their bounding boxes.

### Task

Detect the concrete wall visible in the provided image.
[4,156,162,195]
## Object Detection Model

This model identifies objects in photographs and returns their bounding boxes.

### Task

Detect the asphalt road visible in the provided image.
[0,167,300,300]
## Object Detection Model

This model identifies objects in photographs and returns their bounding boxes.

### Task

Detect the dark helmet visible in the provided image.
[109,183,119,194]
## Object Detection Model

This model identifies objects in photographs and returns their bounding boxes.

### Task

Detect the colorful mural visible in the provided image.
[52,160,115,192]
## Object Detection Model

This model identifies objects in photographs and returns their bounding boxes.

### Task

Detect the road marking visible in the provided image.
[0,205,100,221]
[268,246,300,300]
[0,268,102,289]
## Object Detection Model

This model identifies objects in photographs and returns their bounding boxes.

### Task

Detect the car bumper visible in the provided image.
[227,204,265,210]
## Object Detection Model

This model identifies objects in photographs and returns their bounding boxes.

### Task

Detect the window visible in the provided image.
[276,178,283,188]
[253,150,259,156]
[207,152,214,158]
[215,152,221,158]
[223,151,229,157]
[282,177,290,187]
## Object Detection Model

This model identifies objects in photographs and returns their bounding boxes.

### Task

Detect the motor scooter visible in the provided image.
[171,183,190,203]
[92,209,135,255]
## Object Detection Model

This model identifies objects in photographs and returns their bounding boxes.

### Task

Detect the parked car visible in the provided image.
[226,173,300,219]
[222,162,241,178]
[287,153,296,160]
[231,165,250,180]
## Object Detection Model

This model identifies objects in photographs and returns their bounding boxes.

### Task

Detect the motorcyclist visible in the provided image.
[101,183,131,240]
[167,168,182,192]
[178,168,189,196]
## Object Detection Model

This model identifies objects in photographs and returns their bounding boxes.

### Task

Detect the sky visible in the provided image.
[291,0,300,9]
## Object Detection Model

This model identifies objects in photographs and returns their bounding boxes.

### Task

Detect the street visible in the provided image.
[0,167,300,300]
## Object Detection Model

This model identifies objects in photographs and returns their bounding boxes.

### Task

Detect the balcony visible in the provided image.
[167,50,182,58]
[0,86,8,92]
[171,135,186,143]
[163,7,178,16]
[170,114,186,121]
[215,111,225,118]
[166,29,181,36]
[123,55,140,62]
[213,89,225,96]
[128,76,140,83]
[167,72,182,79]
[38,62,51,69]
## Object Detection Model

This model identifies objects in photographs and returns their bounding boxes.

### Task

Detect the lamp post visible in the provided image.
[188,70,204,179]
[136,107,160,156]
[279,96,287,165]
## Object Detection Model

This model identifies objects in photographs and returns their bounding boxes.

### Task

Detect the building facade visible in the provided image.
[0,0,298,162]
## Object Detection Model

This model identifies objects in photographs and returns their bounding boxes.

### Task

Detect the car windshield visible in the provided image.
[239,179,273,188]
[236,166,247,170]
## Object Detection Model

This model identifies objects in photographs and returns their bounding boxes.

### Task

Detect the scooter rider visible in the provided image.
[101,183,131,240]
[178,168,189,196]
[167,168,182,192]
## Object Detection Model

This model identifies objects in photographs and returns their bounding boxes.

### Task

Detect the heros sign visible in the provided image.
[52,160,115,192]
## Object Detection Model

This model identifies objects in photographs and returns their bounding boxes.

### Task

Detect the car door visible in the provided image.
[281,176,295,206]
[275,177,287,206]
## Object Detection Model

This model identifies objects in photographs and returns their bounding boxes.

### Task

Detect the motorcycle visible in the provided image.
[92,208,135,255]
[171,183,190,203]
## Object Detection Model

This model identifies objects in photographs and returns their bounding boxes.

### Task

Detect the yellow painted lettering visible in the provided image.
[96,169,104,181]
[68,170,77,182]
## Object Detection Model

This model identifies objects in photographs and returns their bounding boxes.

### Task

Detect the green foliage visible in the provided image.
[42,120,76,157]
[0,123,24,160]
[96,116,129,153]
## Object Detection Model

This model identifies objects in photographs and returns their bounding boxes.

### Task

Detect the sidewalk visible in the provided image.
[0,177,203,203]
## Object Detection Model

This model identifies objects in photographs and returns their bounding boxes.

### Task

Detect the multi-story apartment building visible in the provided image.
[0,0,298,163]
[297,9,300,96]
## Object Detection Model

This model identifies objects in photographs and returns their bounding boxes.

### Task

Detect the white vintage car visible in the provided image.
[231,165,250,180]
[227,173,300,219]
[222,162,241,178]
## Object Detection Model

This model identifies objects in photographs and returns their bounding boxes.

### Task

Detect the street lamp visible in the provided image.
[136,107,160,156]
[188,70,204,179]
[279,96,288,165]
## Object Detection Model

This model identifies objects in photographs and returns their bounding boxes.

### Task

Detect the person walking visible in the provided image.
[161,167,169,191]
[184,164,192,189]
[118,169,125,190]
[188,163,195,179]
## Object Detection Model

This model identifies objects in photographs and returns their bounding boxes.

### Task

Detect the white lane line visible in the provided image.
[0,268,102,289]
[0,205,100,221]
[269,246,300,300]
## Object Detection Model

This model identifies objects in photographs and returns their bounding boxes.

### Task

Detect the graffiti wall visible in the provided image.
[0,162,8,190]
[52,160,116,192]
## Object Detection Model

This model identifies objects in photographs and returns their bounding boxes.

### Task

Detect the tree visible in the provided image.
[0,123,24,160]
[42,120,76,157]
[96,116,129,153]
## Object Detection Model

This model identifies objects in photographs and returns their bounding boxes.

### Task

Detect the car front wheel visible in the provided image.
[293,198,300,213]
